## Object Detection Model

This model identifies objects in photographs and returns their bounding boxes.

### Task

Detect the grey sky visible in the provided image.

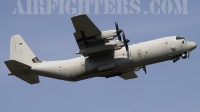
[0,0,200,112]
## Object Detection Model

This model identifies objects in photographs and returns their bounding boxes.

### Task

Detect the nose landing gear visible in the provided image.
[181,53,187,59]
[173,51,190,63]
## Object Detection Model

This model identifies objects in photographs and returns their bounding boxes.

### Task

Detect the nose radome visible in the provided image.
[188,42,197,51]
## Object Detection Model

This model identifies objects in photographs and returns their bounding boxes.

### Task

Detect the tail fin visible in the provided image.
[10,35,39,65]
[5,35,40,84]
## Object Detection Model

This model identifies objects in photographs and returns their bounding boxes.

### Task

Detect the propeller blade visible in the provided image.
[187,51,190,59]
[122,31,124,38]
[122,32,130,44]
[122,32,127,48]
[115,22,122,41]
[143,66,147,74]
[115,22,119,30]
[118,33,122,41]
[125,44,129,52]
[125,39,130,43]
[122,32,130,43]
[122,31,130,58]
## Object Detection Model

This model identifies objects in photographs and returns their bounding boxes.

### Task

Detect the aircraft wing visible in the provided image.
[71,14,108,56]
[119,71,138,80]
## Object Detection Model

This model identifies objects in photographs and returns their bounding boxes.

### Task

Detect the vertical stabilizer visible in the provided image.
[10,35,36,65]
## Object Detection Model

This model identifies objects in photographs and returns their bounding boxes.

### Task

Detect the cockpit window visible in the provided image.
[182,41,184,44]
[176,36,185,40]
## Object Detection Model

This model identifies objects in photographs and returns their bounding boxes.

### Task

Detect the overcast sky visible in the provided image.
[0,0,200,112]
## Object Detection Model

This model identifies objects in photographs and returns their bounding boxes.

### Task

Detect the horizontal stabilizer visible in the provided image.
[15,74,39,84]
[5,60,31,75]
[119,71,138,80]
[4,60,39,84]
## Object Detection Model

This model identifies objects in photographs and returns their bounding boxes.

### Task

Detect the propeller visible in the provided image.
[122,31,130,49]
[143,66,147,74]
[187,51,190,59]
[115,22,123,41]
[122,31,130,57]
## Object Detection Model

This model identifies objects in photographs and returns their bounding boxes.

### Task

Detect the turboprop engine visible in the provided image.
[95,30,118,40]
[95,22,123,40]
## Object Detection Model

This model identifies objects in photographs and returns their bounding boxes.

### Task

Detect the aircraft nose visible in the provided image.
[187,42,197,51]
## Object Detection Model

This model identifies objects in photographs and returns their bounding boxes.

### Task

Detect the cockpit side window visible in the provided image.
[176,36,185,40]
[182,41,184,44]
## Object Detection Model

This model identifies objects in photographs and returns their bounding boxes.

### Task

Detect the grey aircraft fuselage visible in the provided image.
[31,36,196,82]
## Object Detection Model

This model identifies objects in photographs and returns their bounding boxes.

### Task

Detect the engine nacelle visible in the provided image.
[95,30,117,40]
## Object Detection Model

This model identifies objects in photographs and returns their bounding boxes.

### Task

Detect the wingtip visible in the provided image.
[71,14,87,18]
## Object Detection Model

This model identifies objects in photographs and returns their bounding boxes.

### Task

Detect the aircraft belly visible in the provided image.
[31,60,83,82]
[73,57,134,80]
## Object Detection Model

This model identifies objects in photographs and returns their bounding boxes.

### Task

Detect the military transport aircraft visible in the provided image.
[5,14,197,84]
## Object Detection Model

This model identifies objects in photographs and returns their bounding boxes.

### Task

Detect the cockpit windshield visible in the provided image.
[176,36,185,40]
